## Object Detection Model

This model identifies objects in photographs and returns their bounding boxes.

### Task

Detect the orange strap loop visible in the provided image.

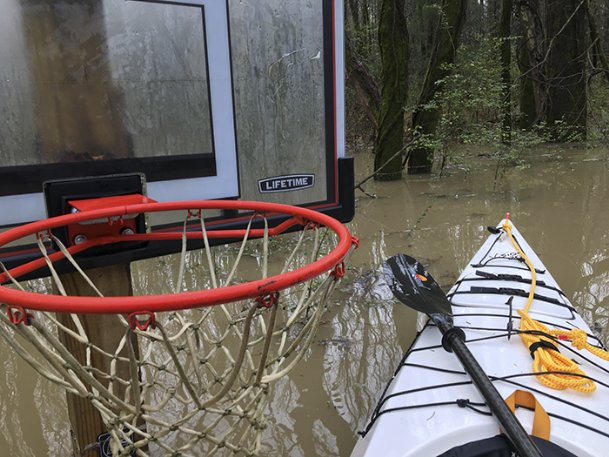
[504,390,551,440]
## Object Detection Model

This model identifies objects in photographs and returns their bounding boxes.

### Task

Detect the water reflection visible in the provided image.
[1,148,609,455]
[1,0,213,166]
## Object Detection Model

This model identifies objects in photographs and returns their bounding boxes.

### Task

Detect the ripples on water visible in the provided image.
[1,149,609,455]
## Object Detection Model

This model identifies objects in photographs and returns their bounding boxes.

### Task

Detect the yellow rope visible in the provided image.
[502,218,609,393]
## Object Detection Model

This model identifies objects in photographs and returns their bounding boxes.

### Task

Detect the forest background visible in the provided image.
[346,0,609,181]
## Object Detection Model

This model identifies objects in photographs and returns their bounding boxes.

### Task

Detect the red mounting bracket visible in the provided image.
[66,194,156,247]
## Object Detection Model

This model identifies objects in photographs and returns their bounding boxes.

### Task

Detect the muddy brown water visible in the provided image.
[1,148,609,456]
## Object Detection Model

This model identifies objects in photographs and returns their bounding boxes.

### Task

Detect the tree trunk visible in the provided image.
[470,0,484,35]
[345,35,381,128]
[544,0,587,140]
[410,0,440,85]
[500,0,513,143]
[373,0,409,181]
[347,0,361,28]
[516,35,538,129]
[515,0,547,127]
[585,0,609,84]
[57,265,136,457]
[408,0,468,174]
[362,0,373,50]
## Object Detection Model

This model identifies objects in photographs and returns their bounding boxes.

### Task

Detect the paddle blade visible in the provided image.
[383,254,452,316]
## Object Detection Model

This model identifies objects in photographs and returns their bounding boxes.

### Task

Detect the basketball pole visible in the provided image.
[56,264,134,457]
[24,4,135,454]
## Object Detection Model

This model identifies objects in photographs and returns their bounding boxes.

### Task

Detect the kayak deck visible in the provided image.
[351,221,609,457]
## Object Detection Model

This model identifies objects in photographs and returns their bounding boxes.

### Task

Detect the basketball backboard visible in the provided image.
[0,0,353,268]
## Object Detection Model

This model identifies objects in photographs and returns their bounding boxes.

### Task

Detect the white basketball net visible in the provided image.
[0,210,351,456]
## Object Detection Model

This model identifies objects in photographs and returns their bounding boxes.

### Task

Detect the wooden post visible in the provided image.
[22,3,135,452]
[57,264,132,457]
[56,264,134,457]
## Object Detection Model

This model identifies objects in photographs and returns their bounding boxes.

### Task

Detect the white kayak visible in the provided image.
[351,220,609,457]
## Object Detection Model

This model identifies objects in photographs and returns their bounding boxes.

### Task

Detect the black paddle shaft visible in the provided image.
[384,254,543,457]
[432,313,543,457]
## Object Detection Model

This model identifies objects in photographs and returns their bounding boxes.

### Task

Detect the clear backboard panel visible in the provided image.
[0,0,353,267]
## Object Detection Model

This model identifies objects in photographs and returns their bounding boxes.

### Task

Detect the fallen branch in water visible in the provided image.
[354,137,416,196]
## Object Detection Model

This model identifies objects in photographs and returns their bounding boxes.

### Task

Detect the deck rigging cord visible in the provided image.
[359,320,609,438]
[502,215,609,393]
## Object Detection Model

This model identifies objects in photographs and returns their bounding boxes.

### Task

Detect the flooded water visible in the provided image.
[2,147,609,456]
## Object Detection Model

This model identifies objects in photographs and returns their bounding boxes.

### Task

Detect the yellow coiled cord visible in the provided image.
[502,218,609,393]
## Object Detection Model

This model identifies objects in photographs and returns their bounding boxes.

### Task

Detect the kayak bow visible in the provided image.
[384,253,542,457]
[351,219,609,457]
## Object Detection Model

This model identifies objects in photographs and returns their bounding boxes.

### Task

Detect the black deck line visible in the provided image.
[453,274,568,298]
[405,322,607,371]
[426,316,603,348]
[365,362,609,440]
[470,263,547,274]
[368,321,429,421]
[448,311,579,329]
[448,288,575,312]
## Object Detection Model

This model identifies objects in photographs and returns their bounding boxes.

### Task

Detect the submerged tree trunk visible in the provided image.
[545,0,587,141]
[373,0,409,181]
[499,0,513,143]
[408,0,468,174]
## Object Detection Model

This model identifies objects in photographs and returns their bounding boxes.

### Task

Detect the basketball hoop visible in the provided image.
[0,198,356,456]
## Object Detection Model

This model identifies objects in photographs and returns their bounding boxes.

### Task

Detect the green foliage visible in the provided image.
[437,38,503,141]
[410,36,551,171]
[345,1,604,166]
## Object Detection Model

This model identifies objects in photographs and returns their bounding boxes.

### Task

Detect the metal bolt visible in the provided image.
[73,234,87,245]
[121,228,135,236]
